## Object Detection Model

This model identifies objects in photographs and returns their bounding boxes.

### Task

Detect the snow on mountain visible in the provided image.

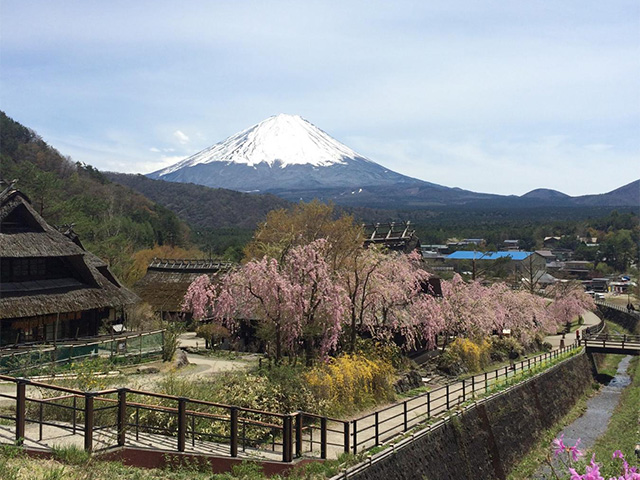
[155,114,372,175]
[148,114,425,192]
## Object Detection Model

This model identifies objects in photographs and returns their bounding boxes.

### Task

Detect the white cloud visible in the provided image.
[349,135,638,197]
[173,130,190,145]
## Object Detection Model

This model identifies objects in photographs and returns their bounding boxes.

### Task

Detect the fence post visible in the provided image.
[485,372,488,393]
[230,407,238,457]
[117,388,127,446]
[39,402,43,441]
[446,384,450,410]
[16,379,27,445]
[73,395,77,434]
[321,416,327,460]
[427,391,431,418]
[352,420,358,454]
[403,400,408,431]
[177,398,186,452]
[462,379,466,402]
[343,421,350,454]
[295,412,303,458]
[282,415,293,462]
[471,375,475,396]
[374,411,379,445]
[84,392,95,453]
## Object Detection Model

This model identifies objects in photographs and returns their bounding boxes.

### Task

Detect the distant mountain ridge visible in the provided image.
[149,114,638,209]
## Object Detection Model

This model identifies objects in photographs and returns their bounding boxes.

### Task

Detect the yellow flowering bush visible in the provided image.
[304,353,395,415]
[440,337,491,374]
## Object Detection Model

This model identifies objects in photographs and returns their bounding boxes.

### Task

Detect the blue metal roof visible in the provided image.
[447,251,534,261]
[446,251,484,260]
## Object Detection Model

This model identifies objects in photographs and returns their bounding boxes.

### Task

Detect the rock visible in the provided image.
[394,370,423,393]
[174,349,190,369]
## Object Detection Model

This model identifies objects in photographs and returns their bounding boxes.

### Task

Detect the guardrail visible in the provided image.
[581,333,640,354]
[346,344,578,454]
[0,345,579,463]
[595,299,640,319]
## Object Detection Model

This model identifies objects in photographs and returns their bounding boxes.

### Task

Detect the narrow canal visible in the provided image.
[533,355,633,479]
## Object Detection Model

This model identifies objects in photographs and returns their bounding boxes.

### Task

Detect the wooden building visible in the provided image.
[0,188,139,346]
[133,258,234,320]
[363,221,420,253]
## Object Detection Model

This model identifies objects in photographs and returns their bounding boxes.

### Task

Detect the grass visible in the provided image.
[0,447,366,480]
[577,355,639,477]
[50,444,90,465]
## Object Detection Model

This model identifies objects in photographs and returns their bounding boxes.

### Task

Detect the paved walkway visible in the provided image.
[544,310,601,350]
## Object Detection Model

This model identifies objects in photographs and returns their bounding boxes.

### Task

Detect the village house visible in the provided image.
[0,188,139,346]
[133,258,234,320]
[502,239,520,251]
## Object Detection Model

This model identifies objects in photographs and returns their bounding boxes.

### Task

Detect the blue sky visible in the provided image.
[1,1,638,196]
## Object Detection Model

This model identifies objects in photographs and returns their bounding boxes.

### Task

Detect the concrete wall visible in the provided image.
[344,353,594,480]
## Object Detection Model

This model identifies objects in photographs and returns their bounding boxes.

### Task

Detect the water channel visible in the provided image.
[533,355,633,479]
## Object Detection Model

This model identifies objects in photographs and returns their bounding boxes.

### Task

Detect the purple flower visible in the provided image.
[568,438,584,462]
[553,434,567,457]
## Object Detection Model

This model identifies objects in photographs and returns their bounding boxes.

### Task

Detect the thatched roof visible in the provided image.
[0,191,86,257]
[0,189,139,319]
[134,259,234,313]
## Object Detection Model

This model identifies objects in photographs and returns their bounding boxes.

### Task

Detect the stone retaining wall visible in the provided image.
[343,352,594,480]
[597,305,639,334]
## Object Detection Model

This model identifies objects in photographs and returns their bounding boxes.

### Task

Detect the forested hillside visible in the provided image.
[0,111,191,282]
[106,172,290,230]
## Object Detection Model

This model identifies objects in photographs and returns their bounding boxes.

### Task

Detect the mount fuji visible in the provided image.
[148,114,461,205]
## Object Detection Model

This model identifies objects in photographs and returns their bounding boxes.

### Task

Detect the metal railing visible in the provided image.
[0,376,300,461]
[581,332,640,353]
[345,344,579,454]
[0,345,584,462]
[595,299,640,319]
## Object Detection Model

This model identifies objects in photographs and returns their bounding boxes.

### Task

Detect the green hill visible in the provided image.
[0,111,190,281]
[105,172,290,230]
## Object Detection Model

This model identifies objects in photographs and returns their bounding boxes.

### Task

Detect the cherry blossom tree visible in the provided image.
[184,240,347,362]
[340,248,443,351]
[546,283,596,329]
[439,275,495,345]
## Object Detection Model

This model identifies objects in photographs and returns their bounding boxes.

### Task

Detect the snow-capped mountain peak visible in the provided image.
[156,114,369,176]
[148,114,422,193]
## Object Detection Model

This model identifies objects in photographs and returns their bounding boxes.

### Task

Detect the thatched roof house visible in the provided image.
[0,188,139,345]
[133,258,234,320]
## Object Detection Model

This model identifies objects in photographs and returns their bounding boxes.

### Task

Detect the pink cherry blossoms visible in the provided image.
[183,239,595,362]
